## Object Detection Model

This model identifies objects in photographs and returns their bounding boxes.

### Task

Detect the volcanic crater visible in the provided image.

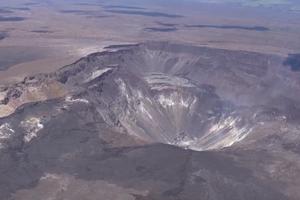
[1,42,300,200]
[1,42,295,151]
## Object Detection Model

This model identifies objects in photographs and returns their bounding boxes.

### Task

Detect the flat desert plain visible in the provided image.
[0,0,299,84]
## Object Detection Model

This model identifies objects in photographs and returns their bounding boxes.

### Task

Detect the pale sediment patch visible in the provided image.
[138,102,153,120]
[197,116,252,150]
[167,116,253,151]
[0,105,15,118]
[85,68,113,83]
[144,73,195,91]
[158,94,175,107]
[0,90,7,101]
[117,78,130,99]
[65,96,89,104]
[21,117,44,143]
[0,123,15,149]
[157,93,197,109]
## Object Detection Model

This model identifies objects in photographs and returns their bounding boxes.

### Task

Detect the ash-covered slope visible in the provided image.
[1,42,300,200]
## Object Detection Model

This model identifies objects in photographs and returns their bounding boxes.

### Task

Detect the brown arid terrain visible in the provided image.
[1,0,300,200]
[1,0,300,83]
